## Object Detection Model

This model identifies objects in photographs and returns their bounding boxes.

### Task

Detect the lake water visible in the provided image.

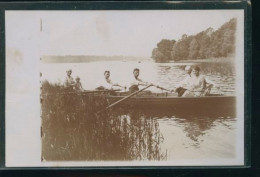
[41,60,237,161]
[40,61,236,95]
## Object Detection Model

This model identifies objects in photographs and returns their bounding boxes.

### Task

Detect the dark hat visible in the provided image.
[192,66,200,72]
[133,68,140,72]
[104,70,110,75]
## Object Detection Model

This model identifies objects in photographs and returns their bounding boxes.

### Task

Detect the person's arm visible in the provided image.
[201,78,207,91]
[172,76,189,92]
[205,78,218,89]
[112,83,126,89]
[199,76,207,96]
[136,78,152,86]
[79,82,83,90]
[176,78,186,88]
[108,79,125,89]
[110,81,123,88]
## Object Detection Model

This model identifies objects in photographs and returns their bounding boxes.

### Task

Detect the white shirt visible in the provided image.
[64,76,75,87]
[175,75,192,89]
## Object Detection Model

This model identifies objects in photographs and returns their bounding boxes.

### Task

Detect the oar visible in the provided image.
[155,85,172,92]
[98,84,152,113]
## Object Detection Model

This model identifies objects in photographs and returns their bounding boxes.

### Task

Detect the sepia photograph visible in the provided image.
[5,10,244,166]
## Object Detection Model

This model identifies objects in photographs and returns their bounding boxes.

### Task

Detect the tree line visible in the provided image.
[152,18,236,62]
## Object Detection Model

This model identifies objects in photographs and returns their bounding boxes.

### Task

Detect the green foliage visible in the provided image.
[152,18,237,62]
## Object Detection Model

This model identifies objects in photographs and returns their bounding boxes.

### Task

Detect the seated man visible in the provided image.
[75,76,84,91]
[174,66,218,97]
[104,70,125,90]
[183,66,217,97]
[173,65,192,97]
[129,68,152,93]
[64,69,76,90]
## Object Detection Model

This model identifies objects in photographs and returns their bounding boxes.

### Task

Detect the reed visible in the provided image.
[178,59,235,77]
[41,81,166,161]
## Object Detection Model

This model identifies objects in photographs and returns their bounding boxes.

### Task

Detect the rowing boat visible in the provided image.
[104,92,236,109]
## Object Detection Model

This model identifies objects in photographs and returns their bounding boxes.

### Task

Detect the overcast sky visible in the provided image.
[6,10,243,57]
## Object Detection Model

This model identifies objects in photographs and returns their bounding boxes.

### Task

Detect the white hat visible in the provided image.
[185,65,192,71]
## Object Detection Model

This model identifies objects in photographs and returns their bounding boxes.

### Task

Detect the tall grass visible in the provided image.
[199,61,235,76]
[41,81,166,161]
[178,60,235,77]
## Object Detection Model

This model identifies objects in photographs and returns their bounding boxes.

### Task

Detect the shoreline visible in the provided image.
[40,56,235,64]
[172,56,235,63]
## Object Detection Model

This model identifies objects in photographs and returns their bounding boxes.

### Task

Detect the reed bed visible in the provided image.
[41,81,166,161]
[178,58,235,77]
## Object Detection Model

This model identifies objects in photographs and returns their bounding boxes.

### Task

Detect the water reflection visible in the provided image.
[116,111,166,160]
[116,106,236,152]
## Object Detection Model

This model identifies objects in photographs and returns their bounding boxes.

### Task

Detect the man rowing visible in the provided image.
[103,70,125,90]
[188,66,217,97]
[172,65,192,96]
[129,68,153,93]
[174,66,217,97]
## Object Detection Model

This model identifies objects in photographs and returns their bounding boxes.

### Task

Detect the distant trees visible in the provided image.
[171,36,192,61]
[152,48,164,62]
[188,38,199,59]
[152,18,237,62]
[151,39,175,62]
[198,28,212,58]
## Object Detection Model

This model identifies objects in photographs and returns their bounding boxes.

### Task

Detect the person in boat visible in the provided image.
[129,68,153,93]
[103,70,126,90]
[64,69,76,90]
[75,76,84,91]
[182,66,216,97]
[172,65,192,96]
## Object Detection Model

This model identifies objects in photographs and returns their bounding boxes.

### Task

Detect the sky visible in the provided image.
[6,10,243,57]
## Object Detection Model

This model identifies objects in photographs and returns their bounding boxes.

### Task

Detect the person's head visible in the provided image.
[104,71,110,79]
[76,76,80,82]
[184,65,192,75]
[66,69,72,76]
[192,66,200,77]
[133,68,140,78]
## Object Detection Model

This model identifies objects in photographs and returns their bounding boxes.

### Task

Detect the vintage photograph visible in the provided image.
[5,10,244,166]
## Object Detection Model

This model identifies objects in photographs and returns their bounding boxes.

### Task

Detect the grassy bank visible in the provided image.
[41,81,166,161]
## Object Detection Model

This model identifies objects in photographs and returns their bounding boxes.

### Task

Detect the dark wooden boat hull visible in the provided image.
[105,94,236,110]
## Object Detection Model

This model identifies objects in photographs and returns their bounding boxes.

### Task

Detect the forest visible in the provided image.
[151,18,236,62]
